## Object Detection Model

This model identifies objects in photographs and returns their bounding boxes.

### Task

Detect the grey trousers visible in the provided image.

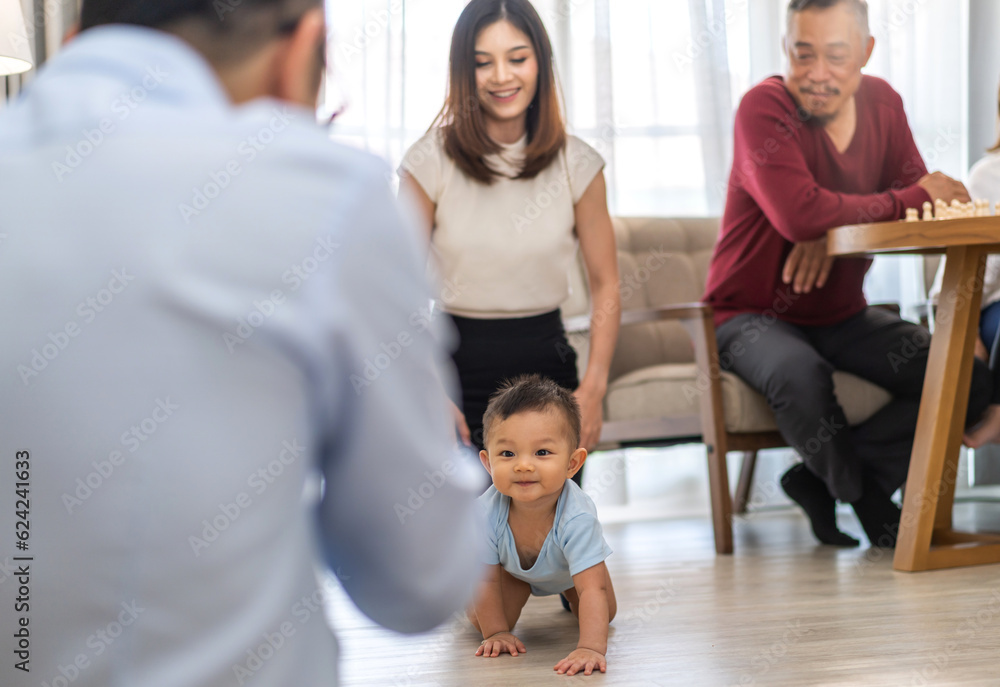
[715,306,993,502]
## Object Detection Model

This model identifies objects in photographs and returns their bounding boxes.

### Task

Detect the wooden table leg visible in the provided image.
[933,257,984,533]
[893,246,1000,571]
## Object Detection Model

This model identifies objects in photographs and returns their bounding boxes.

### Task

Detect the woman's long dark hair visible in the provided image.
[432,0,566,184]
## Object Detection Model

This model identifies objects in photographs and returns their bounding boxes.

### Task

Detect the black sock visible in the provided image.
[850,477,901,548]
[781,464,860,547]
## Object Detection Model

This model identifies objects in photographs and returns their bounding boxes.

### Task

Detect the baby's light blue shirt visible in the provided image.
[479,480,613,596]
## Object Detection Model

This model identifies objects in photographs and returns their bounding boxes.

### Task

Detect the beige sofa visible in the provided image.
[562,217,894,554]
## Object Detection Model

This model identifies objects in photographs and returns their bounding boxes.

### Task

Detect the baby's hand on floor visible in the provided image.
[476,632,526,658]
[554,647,606,675]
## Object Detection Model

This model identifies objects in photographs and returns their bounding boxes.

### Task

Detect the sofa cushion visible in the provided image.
[605,364,893,434]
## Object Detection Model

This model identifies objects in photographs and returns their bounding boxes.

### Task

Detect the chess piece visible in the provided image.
[922,201,933,221]
[906,208,919,222]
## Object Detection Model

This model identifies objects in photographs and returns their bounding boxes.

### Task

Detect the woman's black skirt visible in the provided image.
[450,309,579,451]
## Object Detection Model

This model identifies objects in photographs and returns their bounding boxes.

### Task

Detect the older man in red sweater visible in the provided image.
[704,0,999,548]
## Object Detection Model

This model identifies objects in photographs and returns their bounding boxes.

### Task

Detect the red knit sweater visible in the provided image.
[703,75,931,327]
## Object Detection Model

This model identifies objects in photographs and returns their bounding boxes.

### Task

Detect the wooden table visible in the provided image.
[829,216,1000,571]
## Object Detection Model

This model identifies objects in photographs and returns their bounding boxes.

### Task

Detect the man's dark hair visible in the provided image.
[80,0,321,64]
[787,0,870,37]
[482,374,581,450]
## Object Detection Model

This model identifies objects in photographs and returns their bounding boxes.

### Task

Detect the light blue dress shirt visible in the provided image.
[0,25,483,687]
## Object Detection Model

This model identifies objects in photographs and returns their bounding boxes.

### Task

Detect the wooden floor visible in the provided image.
[327,497,1000,687]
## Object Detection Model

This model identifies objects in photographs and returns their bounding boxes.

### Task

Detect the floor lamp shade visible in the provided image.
[0,1,33,75]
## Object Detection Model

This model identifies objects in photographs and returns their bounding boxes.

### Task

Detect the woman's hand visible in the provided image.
[574,385,605,451]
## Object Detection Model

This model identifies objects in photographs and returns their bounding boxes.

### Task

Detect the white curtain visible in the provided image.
[863,0,968,313]
[2,0,79,104]
[324,0,748,215]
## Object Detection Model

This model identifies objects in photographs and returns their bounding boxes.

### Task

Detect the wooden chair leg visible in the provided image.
[733,450,758,515]
[704,441,733,554]
[684,320,733,553]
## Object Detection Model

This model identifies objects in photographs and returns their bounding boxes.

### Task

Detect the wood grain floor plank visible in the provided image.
[329,505,1000,686]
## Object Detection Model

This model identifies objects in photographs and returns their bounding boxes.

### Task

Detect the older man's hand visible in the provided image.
[783,238,834,294]
[918,172,971,206]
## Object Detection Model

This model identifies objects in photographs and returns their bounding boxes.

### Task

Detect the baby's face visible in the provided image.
[480,408,584,503]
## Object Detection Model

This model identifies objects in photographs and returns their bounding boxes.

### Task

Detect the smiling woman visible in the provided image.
[431,0,564,183]
[397,0,621,458]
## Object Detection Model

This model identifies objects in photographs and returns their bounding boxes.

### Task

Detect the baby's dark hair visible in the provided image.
[482,375,581,449]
